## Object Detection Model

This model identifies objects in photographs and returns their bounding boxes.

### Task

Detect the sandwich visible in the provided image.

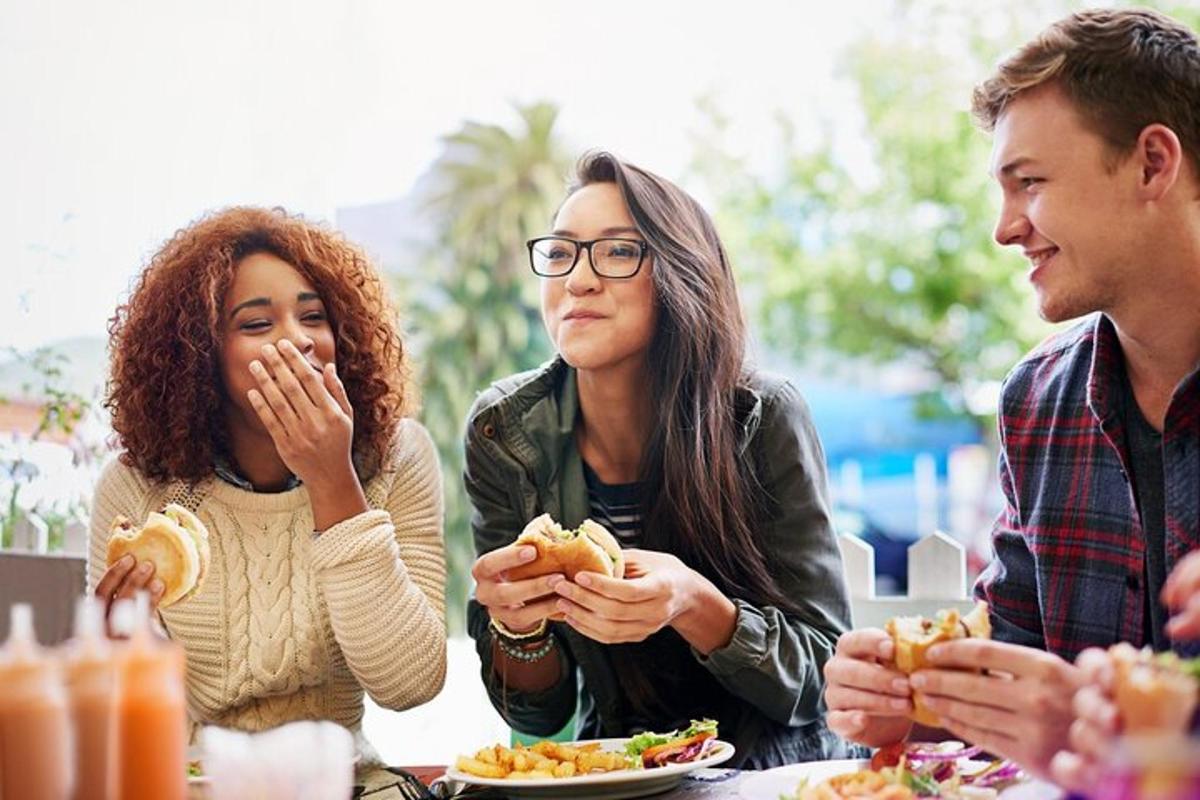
[624,719,719,768]
[505,514,625,620]
[886,601,992,726]
[106,504,212,608]
[1109,643,1199,735]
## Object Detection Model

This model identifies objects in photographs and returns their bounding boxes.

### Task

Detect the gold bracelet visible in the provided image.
[489,616,548,642]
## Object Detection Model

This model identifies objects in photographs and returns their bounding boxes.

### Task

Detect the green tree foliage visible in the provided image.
[695,0,1198,431]
[408,103,570,632]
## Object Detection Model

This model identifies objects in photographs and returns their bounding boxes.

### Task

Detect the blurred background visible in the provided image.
[4,0,1197,763]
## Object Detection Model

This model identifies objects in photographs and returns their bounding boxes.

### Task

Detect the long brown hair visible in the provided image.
[570,152,800,616]
[106,206,413,484]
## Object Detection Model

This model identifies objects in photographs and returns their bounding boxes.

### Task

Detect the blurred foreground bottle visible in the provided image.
[63,596,117,800]
[115,592,187,800]
[0,603,73,800]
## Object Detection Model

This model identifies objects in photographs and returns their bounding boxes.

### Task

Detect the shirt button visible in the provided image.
[1126,573,1140,590]
[482,423,496,438]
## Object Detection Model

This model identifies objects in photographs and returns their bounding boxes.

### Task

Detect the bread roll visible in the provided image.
[505,514,625,620]
[106,504,211,608]
[886,601,991,726]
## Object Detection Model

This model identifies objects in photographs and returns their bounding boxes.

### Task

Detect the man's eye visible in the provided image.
[1020,177,1043,189]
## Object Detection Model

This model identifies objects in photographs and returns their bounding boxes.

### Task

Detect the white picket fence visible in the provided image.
[6,516,89,555]
[837,531,976,629]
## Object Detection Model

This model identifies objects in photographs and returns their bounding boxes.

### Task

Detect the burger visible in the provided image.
[505,514,624,619]
[1109,642,1200,735]
[106,504,212,608]
[886,601,992,726]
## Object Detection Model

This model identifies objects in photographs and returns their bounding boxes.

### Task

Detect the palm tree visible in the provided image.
[408,102,571,633]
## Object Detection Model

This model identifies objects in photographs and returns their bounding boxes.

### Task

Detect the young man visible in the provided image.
[823,7,1200,779]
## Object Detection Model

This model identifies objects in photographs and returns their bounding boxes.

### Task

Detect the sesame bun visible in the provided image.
[886,601,991,726]
[506,514,625,620]
[106,503,211,608]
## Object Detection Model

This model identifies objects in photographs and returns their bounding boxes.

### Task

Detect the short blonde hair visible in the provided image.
[972,8,1200,175]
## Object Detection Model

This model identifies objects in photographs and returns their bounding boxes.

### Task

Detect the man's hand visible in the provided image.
[823,629,915,747]
[912,638,1085,778]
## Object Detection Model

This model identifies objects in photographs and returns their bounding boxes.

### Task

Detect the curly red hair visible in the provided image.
[106,206,414,484]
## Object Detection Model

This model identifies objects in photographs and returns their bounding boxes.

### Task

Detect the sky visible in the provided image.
[0,0,904,353]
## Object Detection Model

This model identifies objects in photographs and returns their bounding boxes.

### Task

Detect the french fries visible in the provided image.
[454,740,632,780]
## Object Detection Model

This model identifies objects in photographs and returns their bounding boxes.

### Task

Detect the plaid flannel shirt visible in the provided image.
[975,314,1200,660]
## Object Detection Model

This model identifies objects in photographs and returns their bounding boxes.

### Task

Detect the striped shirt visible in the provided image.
[583,462,642,547]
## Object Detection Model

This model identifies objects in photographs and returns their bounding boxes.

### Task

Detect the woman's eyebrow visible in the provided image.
[298,291,321,303]
[228,297,270,318]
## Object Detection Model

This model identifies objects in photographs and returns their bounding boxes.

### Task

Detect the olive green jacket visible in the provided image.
[463,358,856,767]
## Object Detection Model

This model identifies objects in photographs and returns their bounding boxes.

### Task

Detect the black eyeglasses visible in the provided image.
[526,236,649,278]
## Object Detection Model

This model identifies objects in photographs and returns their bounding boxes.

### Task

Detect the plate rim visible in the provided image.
[444,736,735,788]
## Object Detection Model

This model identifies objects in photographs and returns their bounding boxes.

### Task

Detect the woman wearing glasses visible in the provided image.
[465,151,856,767]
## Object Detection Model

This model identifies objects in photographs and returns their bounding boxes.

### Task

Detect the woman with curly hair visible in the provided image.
[88,206,446,773]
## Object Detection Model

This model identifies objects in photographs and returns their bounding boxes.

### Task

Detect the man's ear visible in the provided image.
[1135,123,1183,201]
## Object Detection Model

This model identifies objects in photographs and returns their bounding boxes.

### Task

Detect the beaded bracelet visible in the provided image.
[495,632,556,663]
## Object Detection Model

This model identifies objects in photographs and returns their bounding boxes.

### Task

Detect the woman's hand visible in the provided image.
[823,629,915,747]
[247,339,367,530]
[551,548,734,651]
[472,543,564,635]
[247,340,355,487]
[94,554,165,621]
[1049,648,1120,794]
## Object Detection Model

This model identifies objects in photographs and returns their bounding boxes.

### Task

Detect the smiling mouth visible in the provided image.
[1027,248,1058,269]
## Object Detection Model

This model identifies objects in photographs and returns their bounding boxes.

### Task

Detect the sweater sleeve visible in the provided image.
[309,419,448,710]
[87,457,154,593]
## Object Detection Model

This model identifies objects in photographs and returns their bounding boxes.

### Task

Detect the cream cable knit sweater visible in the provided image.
[87,419,447,765]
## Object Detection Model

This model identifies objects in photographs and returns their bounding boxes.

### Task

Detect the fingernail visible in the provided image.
[892,677,909,692]
[518,546,536,562]
[546,574,564,589]
[926,645,944,661]
[138,562,153,575]
[120,555,135,567]
[262,344,277,357]
[878,640,894,658]
[575,573,591,587]
[910,674,926,689]
[250,361,264,373]
[150,579,165,596]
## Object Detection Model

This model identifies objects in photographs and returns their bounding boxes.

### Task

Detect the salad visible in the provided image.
[624,719,720,769]
[787,741,1025,799]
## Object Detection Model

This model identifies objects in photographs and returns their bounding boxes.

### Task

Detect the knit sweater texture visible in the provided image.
[87,419,448,765]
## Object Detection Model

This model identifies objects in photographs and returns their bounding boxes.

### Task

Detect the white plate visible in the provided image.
[444,737,735,800]
[737,758,1062,799]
